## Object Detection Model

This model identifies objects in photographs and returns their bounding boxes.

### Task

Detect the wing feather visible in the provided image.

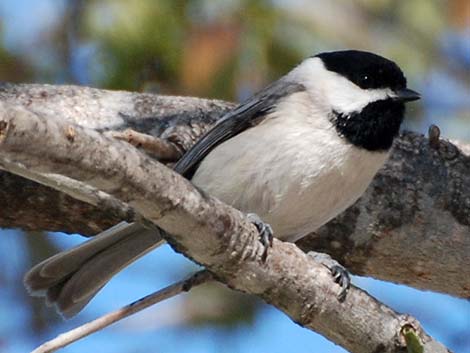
[174,80,305,178]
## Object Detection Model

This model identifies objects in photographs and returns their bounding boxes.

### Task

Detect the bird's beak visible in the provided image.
[394,88,421,102]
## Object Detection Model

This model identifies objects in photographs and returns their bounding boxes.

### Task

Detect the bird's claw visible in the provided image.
[308,251,351,302]
[247,213,273,261]
[330,264,350,302]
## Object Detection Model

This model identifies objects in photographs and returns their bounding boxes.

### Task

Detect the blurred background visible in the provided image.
[0,0,469,352]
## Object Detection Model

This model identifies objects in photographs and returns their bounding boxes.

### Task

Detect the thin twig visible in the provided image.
[110,129,183,161]
[31,270,213,353]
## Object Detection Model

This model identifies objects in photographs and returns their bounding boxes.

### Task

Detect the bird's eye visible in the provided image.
[362,75,369,82]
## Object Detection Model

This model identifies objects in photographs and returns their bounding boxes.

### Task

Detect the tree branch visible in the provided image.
[0,83,468,298]
[0,100,450,353]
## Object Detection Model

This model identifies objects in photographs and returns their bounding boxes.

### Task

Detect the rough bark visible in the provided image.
[0,103,450,353]
[0,83,469,299]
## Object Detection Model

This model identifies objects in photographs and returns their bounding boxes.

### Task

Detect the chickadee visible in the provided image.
[25,50,420,317]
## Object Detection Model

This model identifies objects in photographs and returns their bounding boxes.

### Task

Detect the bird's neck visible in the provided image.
[330,99,405,151]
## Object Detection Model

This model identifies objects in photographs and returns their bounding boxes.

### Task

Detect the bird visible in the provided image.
[24,50,420,318]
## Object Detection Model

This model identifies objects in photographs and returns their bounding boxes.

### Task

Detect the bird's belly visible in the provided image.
[191,118,388,242]
[257,152,384,241]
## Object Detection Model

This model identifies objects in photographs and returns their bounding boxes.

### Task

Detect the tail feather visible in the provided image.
[25,222,137,293]
[24,222,164,318]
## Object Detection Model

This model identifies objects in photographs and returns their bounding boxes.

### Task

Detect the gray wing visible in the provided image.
[174,79,306,179]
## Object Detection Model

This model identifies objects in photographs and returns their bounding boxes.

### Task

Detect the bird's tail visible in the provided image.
[24,222,164,318]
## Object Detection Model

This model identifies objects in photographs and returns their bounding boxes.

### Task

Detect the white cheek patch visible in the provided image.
[330,86,393,114]
[287,57,394,115]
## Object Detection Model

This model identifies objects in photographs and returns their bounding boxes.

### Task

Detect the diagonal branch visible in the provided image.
[0,102,450,353]
[0,83,469,298]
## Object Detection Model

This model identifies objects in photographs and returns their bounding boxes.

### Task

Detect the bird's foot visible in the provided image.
[247,213,273,261]
[308,251,350,302]
[330,264,350,302]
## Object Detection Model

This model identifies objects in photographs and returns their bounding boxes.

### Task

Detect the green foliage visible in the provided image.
[402,325,424,353]
[84,0,188,91]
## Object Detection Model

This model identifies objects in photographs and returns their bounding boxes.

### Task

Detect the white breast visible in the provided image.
[191,91,388,242]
